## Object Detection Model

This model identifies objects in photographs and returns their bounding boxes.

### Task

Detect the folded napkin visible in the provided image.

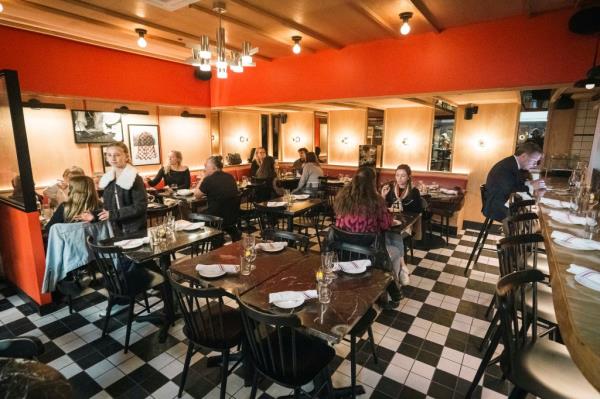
[292,194,310,200]
[255,241,288,251]
[268,290,317,303]
[267,201,286,207]
[440,188,458,195]
[175,220,205,231]
[516,192,533,201]
[549,210,587,225]
[114,237,150,247]
[195,264,239,274]
[567,264,600,292]
[332,259,372,272]
[539,197,570,209]
[551,231,600,250]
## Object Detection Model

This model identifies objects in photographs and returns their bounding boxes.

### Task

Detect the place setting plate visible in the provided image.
[114,238,147,250]
[256,242,287,253]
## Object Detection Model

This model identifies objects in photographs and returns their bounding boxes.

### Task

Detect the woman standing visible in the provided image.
[381,164,423,213]
[293,151,323,195]
[146,150,191,189]
[97,142,147,235]
[46,176,102,232]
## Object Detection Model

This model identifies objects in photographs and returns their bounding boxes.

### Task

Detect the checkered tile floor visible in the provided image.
[0,226,520,399]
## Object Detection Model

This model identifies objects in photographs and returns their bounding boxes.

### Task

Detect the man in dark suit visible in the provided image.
[482,141,544,222]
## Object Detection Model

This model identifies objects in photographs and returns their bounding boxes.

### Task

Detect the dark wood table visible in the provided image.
[538,188,600,392]
[390,211,421,234]
[256,197,323,231]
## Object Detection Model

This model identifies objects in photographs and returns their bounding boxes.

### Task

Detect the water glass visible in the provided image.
[317,281,331,304]
[320,251,337,282]
[585,208,599,234]
[240,256,251,276]
[243,234,256,249]
[148,227,160,247]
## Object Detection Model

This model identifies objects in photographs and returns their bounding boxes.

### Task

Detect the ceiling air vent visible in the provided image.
[141,0,199,12]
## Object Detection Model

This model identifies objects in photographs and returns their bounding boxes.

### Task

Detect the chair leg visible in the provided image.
[350,335,357,399]
[465,326,502,399]
[479,311,500,352]
[101,297,114,336]
[366,327,378,364]
[485,295,496,320]
[142,292,151,313]
[508,387,528,399]
[178,343,194,398]
[294,388,301,399]
[123,298,136,353]
[67,294,74,314]
[220,349,229,399]
[249,370,259,399]
[464,218,491,276]
[445,216,449,246]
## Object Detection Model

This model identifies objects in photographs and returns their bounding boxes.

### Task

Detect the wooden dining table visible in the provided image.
[537,188,600,392]
[255,197,323,231]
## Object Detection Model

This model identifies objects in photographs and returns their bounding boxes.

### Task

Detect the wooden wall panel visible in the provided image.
[544,107,576,160]
[382,107,434,170]
[328,109,367,166]
[281,112,314,162]
[454,103,520,222]
[220,111,260,164]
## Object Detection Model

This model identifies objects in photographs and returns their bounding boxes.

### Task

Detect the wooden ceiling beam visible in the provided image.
[550,87,568,103]
[522,0,534,17]
[348,2,397,37]
[228,0,344,49]
[408,0,442,33]
[189,3,315,53]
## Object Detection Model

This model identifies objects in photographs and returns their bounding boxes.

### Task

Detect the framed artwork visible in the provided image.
[71,110,123,143]
[128,124,161,166]
[100,145,112,172]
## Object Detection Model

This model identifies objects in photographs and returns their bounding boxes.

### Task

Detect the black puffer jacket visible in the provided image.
[99,165,147,235]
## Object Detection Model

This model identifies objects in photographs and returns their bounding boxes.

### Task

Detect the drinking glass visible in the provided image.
[317,281,331,304]
[320,251,337,282]
[585,208,599,234]
[240,256,251,276]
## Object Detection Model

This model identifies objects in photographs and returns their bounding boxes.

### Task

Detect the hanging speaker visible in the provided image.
[281,113,288,124]
[194,69,212,81]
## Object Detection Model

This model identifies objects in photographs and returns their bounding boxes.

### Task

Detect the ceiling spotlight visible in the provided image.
[135,28,147,48]
[585,81,596,90]
[292,36,302,54]
[399,12,413,35]
[241,41,253,66]
[230,52,244,73]
[199,58,211,72]
[199,35,211,59]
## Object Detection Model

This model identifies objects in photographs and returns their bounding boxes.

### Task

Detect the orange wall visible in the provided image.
[0,203,50,306]
[0,26,210,107]
[383,107,434,170]
[211,10,594,107]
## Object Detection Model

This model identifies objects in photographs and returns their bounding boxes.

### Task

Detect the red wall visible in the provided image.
[211,9,595,107]
[0,26,211,106]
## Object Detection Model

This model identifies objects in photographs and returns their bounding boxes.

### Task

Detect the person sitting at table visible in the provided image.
[145,150,190,190]
[43,166,85,207]
[250,147,277,200]
[194,155,241,241]
[380,164,423,214]
[292,147,308,176]
[293,151,323,196]
[333,166,408,308]
[93,142,147,235]
[483,141,544,224]
[45,176,102,232]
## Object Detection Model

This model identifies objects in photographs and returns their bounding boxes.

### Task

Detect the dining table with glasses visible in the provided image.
[255,196,323,231]
[537,186,600,391]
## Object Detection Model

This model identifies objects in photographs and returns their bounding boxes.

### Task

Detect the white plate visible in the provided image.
[176,189,193,196]
[553,239,598,251]
[198,268,227,279]
[117,239,145,250]
[260,242,287,252]
[341,263,367,274]
[575,270,600,291]
[272,298,304,309]
[293,194,310,200]
[183,222,205,232]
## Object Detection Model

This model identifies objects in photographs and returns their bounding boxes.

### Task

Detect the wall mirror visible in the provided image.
[210,111,221,155]
[315,111,328,163]
[366,108,384,146]
[429,100,456,172]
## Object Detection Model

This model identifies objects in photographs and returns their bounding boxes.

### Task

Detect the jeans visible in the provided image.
[385,231,405,279]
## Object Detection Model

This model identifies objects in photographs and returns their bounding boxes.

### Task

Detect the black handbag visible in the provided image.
[226,153,242,165]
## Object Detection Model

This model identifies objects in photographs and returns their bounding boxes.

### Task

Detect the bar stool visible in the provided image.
[464,184,493,276]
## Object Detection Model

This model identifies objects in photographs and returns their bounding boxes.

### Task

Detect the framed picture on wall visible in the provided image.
[128,124,161,166]
[100,145,112,172]
[71,110,123,143]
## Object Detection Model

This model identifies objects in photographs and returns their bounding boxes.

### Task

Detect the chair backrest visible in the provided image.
[497,233,544,277]
[496,268,545,375]
[328,225,379,248]
[147,203,179,227]
[168,272,235,347]
[508,199,536,217]
[237,295,304,382]
[507,212,539,237]
[480,184,487,206]
[329,240,379,264]
[86,236,130,297]
[262,229,310,253]
[189,213,223,230]
[254,204,286,232]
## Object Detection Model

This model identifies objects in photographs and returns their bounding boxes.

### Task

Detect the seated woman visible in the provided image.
[250,147,277,200]
[43,166,85,207]
[381,164,423,213]
[293,151,323,195]
[46,176,101,232]
[333,166,408,307]
[146,150,190,189]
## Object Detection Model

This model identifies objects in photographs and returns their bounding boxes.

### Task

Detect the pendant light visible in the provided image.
[399,12,413,35]
[574,35,600,90]
[292,36,302,54]
[135,28,147,48]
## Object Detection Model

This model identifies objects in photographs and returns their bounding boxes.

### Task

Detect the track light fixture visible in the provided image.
[292,36,302,54]
[135,28,147,48]
[399,12,413,35]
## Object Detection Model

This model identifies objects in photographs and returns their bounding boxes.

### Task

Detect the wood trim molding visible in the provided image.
[408,0,442,33]
[348,2,397,37]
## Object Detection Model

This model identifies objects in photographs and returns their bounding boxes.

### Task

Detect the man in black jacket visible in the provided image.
[482,141,544,222]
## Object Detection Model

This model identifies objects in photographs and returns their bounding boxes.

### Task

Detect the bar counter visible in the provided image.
[538,187,600,392]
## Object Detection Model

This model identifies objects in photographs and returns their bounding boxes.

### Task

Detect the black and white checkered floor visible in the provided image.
[0,227,518,399]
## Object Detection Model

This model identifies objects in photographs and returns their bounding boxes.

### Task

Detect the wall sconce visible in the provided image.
[114,106,149,115]
[180,111,206,118]
[211,134,215,142]
[292,136,300,143]
[341,136,349,145]
[401,137,409,146]
[239,136,248,143]
[478,138,486,148]
[21,98,66,110]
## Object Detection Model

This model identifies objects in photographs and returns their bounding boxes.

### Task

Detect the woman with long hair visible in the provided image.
[381,164,423,213]
[293,151,323,195]
[146,150,191,189]
[45,175,101,231]
[43,166,85,207]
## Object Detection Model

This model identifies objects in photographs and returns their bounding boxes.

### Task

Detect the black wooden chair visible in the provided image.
[293,206,323,250]
[464,184,494,276]
[262,229,311,253]
[466,269,599,399]
[254,203,286,233]
[188,213,225,255]
[429,190,465,245]
[147,202,179,227]
[87,237,166,353]
[237,296,335,399]
[168,272,242,399]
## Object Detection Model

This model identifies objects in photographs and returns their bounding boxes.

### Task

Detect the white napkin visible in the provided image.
[114,237,149,247]
[267,201,286,207]
[516,192,533,201]
[567,264,600,291]
[332,259,372,272]
[195,264,239,274]
[255,242,288,251]
[292,194,310,200]
[440,188,458,195]
[539,197,570,209]
[551,231,600,250]
[549,210,587,226]
[392,219,402,226]
[268,290,317,303]
[175,220,205,231]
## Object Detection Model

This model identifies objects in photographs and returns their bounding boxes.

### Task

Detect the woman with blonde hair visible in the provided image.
[44,166,85,207]
[45,175,101,231]
[146,150,191,189]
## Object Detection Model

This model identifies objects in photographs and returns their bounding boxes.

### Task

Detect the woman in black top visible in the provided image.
[146,150,191,189]
[381,164,423,214]
[46,175,101,232]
